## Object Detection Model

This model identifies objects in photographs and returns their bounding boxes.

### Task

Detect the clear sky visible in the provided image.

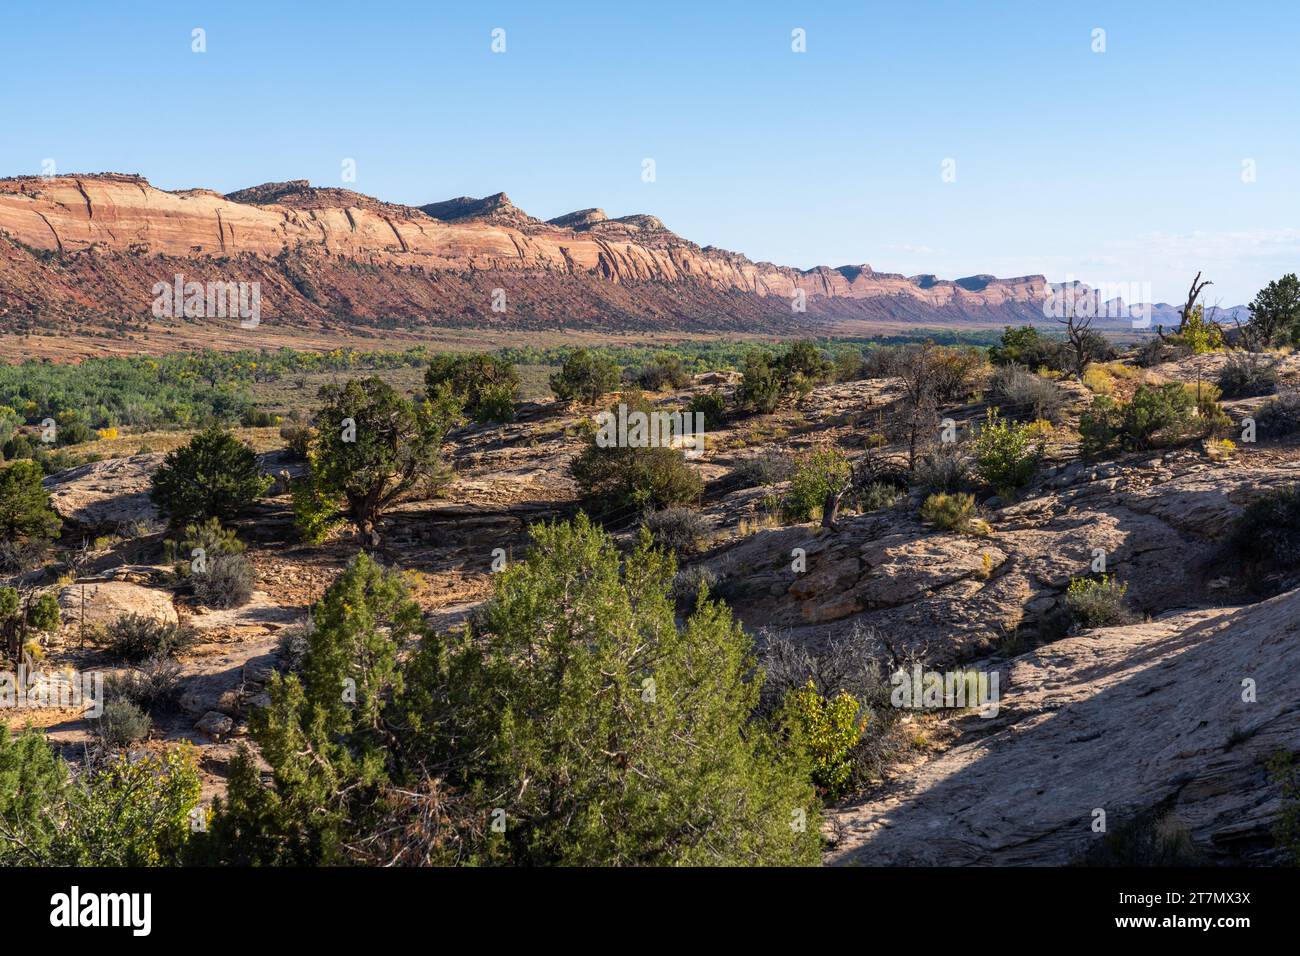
[3,0,1298,304]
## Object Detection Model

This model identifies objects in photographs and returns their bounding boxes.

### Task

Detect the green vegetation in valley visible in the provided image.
[0,333,1001,440]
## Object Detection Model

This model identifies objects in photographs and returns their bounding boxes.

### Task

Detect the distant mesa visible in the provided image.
[955,275,994,293]
[0,170,1145,339]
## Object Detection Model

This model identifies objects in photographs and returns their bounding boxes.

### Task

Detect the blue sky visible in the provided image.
[3,0,1298,303]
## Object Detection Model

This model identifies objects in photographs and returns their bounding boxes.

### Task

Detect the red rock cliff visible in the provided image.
[0,174,1049,335]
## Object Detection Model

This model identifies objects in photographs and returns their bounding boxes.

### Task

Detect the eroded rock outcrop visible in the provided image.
[43,454,164,532]
[695,445,1300,663]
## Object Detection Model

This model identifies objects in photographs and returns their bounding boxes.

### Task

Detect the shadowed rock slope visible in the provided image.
[827,588,1300,865]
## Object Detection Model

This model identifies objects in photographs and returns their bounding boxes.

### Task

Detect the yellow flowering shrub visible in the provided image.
[781,680,866,796]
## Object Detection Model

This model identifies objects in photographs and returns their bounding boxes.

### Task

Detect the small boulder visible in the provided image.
[194,711,234,740]
[57,581,178,629]
[243,663,277,686]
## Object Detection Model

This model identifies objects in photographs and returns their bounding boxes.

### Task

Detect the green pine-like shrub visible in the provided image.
[197,519,820,866]
[549,349,621,405]
[149,426,271,528]
[570,394,703,518]
[425,353,519,423]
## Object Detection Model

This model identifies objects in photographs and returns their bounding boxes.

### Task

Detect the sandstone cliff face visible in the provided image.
[0,174,1049,335]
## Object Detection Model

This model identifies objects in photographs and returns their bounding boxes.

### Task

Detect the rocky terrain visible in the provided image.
[12,346,1300,864]
[708,445,1300,664]
[0,173,1054,343]
[826,590,1299,866]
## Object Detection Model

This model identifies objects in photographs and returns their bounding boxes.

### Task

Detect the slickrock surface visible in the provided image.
[43,454,165,532]
[57,580,178,628]
[827,588,1300,865]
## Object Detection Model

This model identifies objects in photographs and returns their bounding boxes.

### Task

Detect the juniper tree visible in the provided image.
[204,519,820,866]
[569,392,703,518]
[149,425,270,527]
[438,516,819,865]
[549,349,621,405]
[0,459,61,548]
[298,376,463,545]
[734,351,783,414]
[199,552,425,864]
[733,342,834,416]
[424,353,519,423]
[0,586,61,662]
[1247,273,1300,348]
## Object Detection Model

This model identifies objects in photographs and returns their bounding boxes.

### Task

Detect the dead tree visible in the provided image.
[1231,309,1266,352]
[821,485,845,530]
[1,588,35,665]
[1178,271,1213,331]
[822,439,904,532]
[885,343,942,470]
[1158,271,1213,341]
[1056,297,1095,380]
